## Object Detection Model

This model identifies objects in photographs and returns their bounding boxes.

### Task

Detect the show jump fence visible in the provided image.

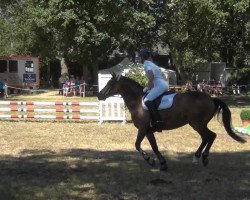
[0,98,126,124]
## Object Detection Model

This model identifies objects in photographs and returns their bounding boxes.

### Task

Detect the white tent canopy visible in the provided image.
[98,58,177,92]
[98,58,133,75]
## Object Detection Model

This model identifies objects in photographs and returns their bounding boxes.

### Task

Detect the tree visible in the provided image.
[0,1,39,56]
[157,0,250,82]
[1,0,249,86]
[29,0,160,84]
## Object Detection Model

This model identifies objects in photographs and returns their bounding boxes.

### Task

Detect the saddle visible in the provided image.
[142,90,177,110]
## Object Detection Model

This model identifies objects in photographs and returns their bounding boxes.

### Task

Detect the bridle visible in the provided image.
[100,74,121,97]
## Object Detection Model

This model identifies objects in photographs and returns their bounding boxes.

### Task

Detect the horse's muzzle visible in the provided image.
[97,92,106,100]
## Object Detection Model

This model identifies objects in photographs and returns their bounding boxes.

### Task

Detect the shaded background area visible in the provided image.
[0,148,249,200]
[219,95,250,107]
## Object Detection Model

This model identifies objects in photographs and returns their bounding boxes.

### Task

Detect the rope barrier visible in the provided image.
[6,82,99,93]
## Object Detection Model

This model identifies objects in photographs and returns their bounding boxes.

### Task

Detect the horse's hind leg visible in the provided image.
[193,139,207,165]
[190,122,217,166]
[146,133,168,171]
[189,123,209,165]
[201,128,216,166]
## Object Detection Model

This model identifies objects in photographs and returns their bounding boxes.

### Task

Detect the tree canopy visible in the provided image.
[0,0,249,84]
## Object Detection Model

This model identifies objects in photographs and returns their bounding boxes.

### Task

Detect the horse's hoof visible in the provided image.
[160,163,168,171]
[148,158,156,167]
[192,155,199,165]
[202,157,209,166]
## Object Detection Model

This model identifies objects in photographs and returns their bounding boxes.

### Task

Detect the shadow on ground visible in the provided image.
[219,95,250,107]
[0,149,249,200]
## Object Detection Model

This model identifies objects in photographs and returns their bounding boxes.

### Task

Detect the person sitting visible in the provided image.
[78,76,86,97]
[214,81,223,96]
[69,75,76,96]
[139,48,169,132]
[75,76,81,95]
[185,80,193,91]
[63,79,70,97]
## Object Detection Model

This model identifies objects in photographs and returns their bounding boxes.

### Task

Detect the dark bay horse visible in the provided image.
[98,74,246,170]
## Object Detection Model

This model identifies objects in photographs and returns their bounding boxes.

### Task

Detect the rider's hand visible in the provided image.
[143,87,149,93]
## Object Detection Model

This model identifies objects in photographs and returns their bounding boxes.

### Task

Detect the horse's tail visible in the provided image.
[213,98,246,143]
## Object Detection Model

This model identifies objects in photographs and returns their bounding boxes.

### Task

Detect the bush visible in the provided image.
[240,109,250,121]
[126,63,147,87]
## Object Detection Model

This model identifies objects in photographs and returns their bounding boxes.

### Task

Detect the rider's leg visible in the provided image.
[145,101,162,122]
[144,84,167,132]
[145,101,164,132]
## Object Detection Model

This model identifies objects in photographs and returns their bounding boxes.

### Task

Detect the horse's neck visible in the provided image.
[120,85,143,113]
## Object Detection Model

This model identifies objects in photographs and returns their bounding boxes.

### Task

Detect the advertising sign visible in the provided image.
[23,73,36,83]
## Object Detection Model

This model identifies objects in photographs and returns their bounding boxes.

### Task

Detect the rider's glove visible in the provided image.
[143,87,149,93]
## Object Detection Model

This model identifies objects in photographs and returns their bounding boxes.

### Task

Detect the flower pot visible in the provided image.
[240,110,250,126]
[242,120,250,127]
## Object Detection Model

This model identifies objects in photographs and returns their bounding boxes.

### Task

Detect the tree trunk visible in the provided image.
[60,57,69,75]
[82,64,89,82]
[47,62,51,87]
[92,60,99,86]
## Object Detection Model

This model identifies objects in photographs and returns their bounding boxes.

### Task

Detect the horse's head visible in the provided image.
[98,73,122,100]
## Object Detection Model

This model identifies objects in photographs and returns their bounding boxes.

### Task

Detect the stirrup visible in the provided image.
[149,120,164,132]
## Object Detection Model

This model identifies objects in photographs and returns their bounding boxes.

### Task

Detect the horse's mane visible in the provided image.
[121,76,144,94]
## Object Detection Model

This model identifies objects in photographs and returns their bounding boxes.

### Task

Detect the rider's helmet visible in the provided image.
[139,48,151,61]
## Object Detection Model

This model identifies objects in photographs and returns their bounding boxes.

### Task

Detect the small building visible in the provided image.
[194,62,226,86]
[0,56,40,91]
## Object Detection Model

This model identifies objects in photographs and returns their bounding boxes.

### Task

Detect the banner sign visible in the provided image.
[23,73,36,83]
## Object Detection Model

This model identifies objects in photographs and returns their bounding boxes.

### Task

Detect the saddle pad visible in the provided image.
[142,93,177,110]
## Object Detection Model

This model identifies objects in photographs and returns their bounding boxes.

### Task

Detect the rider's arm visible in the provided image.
[147,69,154,89]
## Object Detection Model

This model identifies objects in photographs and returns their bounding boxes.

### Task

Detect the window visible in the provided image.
[9,60,18,72]
[0,60,7,73]
[25,60,34,73]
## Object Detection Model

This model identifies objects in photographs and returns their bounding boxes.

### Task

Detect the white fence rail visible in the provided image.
[0,99,126,124]
[99,97,126,124]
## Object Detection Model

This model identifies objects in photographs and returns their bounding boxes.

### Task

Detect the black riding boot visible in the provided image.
[145,101,164,132]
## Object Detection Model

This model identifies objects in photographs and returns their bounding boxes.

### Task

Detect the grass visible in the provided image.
[6,90,98,102]
[0,90,249,200]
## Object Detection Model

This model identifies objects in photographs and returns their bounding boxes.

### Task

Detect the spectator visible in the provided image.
[185,80,193,91]
[0,79,5,98]
[197,80,205,92]
[214,81,223,96]
[75,76,81,95]
[58,73,68,95]
[3,79,8,98]
[63,78,70,97]
[79,75,86,97]
[232,83,240,95]
[69,75,76,96]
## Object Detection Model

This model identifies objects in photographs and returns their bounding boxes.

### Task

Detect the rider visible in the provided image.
[139,48,169,131]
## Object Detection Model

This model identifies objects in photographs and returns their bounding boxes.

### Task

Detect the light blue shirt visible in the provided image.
[144,60,165,80]
[143,60,169,101]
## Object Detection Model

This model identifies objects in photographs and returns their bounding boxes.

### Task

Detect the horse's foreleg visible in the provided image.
[146,133,168,171]
[135,130,155,167]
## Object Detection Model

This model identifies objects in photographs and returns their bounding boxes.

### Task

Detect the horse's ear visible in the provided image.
[116,74,121,81]
[110,72,116,78]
